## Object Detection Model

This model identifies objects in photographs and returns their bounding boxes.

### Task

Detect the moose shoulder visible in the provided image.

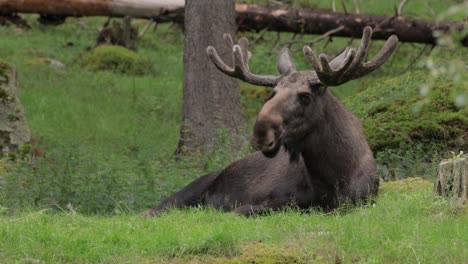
[143,27,398,216]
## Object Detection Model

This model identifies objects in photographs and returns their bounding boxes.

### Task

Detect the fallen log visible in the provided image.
[236,4,467,47]
[0,0,184,18]
[0,1,466,46]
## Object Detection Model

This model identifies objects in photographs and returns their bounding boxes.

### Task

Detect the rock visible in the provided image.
[434,154,467,203]
[0,62,31,158]
[26,57,66,70]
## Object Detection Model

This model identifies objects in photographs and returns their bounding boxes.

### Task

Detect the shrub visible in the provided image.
[80,45,153,75]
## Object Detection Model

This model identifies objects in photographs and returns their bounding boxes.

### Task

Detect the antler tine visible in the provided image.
[349,26,372,70]
[223,34,235,65]
[207,34,279,87]
[302,46,322,71]
[362,35,398,73]
[303,26,399,86]
[206,46,235,74]
[238,37,252,70]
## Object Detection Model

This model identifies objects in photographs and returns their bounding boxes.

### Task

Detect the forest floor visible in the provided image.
[0,0,466,263]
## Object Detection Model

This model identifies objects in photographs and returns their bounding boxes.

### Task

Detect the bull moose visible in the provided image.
[143,27,398,216]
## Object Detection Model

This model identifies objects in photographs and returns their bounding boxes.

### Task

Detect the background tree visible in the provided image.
[175,0,245,155]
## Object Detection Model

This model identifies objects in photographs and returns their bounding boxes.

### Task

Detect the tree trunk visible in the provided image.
[435,155,467,203]
[175,0,245,155]
[1,1,466,46]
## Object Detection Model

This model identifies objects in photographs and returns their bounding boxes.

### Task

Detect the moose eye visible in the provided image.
[298,92,312,106]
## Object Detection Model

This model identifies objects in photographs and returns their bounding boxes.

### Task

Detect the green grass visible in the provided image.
[0,179,466,263]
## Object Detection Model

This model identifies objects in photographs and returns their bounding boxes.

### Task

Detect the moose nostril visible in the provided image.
[267,140,275,148]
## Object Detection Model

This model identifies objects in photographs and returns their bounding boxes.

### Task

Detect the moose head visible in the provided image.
[207,27,398,161]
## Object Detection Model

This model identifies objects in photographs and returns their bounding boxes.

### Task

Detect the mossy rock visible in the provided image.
[80,45,153,75]
[344,71,467,156]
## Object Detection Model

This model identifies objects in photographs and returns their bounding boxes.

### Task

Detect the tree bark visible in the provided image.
[0,1,466,46]
[435,155,467,203]
[175,0,245,155]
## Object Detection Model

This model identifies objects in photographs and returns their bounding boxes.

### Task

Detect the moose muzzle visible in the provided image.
[251,110,284,158]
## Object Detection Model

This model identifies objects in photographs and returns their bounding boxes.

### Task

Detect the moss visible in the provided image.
[19,144,31,158]
[0,61,11,84]
[0,88,10,101]
[379,177,433,193]
[7,114,19,121]
[344,71,468,156]
[80,45,153,75]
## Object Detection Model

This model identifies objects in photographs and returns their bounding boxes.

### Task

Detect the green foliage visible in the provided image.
[80,45,153,75]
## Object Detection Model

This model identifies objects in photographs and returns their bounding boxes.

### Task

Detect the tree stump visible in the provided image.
[0,62,31,158]
[434,154,468,203]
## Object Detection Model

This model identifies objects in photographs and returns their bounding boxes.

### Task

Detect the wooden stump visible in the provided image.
[434,154,468,203]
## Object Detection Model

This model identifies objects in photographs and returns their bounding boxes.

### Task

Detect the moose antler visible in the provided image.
[207,34,280,87]
[303,26,398,86]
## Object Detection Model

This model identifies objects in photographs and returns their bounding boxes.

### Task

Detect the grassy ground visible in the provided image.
[1,179,466,264]
[0,1,466,263]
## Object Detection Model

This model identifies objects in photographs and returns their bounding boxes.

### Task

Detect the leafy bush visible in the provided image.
[80,45,153,75]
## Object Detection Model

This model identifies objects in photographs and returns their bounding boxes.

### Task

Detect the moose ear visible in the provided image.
[277,48,297,75]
